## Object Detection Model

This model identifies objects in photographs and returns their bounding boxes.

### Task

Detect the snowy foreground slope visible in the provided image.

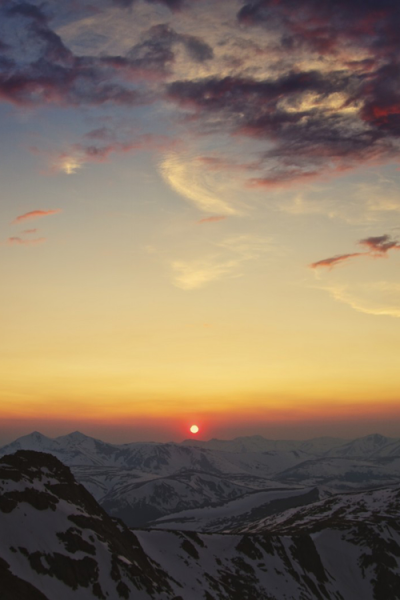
[1,450,400,600]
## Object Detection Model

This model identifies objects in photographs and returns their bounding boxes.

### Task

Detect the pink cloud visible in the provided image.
[198,215,227,224]
[310,234,400,270]
[12,210,61,224]
[310,253,364,270]
[7,237,46,246]
[358,235,400,254]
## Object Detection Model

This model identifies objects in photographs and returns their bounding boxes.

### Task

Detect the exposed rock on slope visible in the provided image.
[1,450,400,599]
[0,451,173,600]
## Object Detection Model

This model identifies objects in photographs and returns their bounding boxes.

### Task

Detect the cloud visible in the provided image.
[166,69,396,185]
[310,234,400,269]
[162,0,400,188]
[359,234,400,254]
[12,210,62,224]
[310,253,364,270]
[0,3,143,107]
[171,258,239,290]
[237,0,400,58]
[3,0,400,192]
[111,0,184,11]
[0,5,213,108]
[160,152,240,215]
[198,215,227,224]
[170,234,276,289]
[51,133,175,174]
[22,228,38,234]
[6,237,46,246]
[322,282,400,319]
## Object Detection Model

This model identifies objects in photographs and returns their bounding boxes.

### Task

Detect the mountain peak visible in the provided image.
[56,431,90,442]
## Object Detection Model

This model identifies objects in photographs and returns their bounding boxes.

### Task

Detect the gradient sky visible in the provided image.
[1,0,400,444]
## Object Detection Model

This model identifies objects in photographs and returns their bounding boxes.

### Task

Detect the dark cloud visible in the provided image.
[112,0,184,10]
[118,24,213,75]
[233,0,400,183]
[168,71,349,113]
[168,0,400,188]
[237,0,400,56]
[0,4,211,107]
[0,3,142,106]
[2,1,399,188]
[167,69,395,183]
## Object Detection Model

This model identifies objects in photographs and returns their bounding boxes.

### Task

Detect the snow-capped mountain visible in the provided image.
[239,484,400,534]
[147,486,320,532]
[2,450,400,600]
[0,432,312,527]
[325,433,400,458]
[1,431,400,529]
[0,450,174,600]
[274,455,400,492]
[182,434,349,455]
[0,431,310,474]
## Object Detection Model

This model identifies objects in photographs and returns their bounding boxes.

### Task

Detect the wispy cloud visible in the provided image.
[310,253,364,270]
[50,134,175,174]
[310,234,400,270]
[22,229,38,234]
[198,215,227,224]
[6,237,46,246]
[160,152,240,215]
[171,258,239,290]
[323,282,400,319]
[12,210,62,224]
[170,234,276,289]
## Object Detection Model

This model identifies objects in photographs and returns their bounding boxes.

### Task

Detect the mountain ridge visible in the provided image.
[1,431,400,529]
[1,449,400,599]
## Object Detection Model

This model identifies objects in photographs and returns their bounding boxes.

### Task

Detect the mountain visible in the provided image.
[2,450,400,599]
[325,433,399,458]
[146,487,320,532]
[238,484,400,535]
[181,434,349,455]
[0,432,311,527]
[1,431,400,529]
[274,455,400,492]
[0,450,174,600]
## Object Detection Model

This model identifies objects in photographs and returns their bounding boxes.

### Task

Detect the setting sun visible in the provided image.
[190,425,199,434]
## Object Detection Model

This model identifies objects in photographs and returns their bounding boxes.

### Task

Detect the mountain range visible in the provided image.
[1,431,399,529]
[1,448,400,599]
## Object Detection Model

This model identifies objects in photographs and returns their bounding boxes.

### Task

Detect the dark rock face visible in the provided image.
[2,450,400,599]
[0,451,173,600]
[0,557,50,600]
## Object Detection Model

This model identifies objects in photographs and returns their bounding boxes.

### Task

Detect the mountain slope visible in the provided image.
[0,451,174,600]
[2,431,400,529]
[2,450,400,599]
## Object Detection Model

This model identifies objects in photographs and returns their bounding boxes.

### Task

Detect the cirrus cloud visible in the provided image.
[6,236,46,246]
[310,234,400,270]
[12,209,62,224]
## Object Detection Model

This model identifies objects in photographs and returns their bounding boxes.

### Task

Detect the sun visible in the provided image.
[190,424,199,434]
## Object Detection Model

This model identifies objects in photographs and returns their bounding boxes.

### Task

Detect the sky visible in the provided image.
[1,0,400,444]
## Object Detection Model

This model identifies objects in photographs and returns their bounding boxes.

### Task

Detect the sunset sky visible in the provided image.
[1,0,400,444]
